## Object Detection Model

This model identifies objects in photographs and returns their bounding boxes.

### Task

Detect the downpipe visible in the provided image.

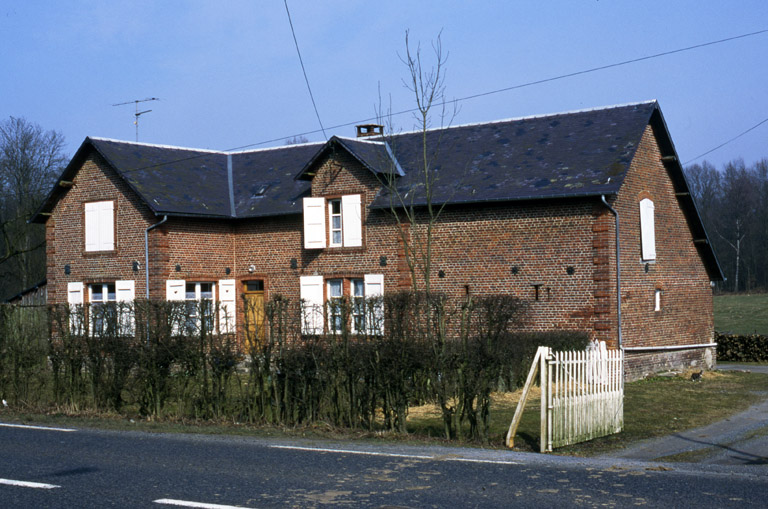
[144,215,168,346]
[601,196,622,350]
[145,215,168,299]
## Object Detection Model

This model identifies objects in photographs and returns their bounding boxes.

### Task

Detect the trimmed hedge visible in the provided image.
[716,332,768,362]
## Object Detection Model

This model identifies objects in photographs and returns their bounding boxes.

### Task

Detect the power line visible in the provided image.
[684,116,768,165]
[115,28,768,173]
[283,0,327,141]
[225,27,768,152]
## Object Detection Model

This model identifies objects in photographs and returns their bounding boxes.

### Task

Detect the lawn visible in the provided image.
[407,370,768,455]
[714,293,768,335]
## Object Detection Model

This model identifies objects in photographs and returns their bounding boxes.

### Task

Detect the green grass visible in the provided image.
[714,293,768,335]
[406,370,768,455]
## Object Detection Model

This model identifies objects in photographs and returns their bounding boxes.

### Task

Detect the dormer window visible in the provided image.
[303,194,362,249]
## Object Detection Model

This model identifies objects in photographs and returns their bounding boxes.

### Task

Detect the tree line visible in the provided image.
[685,158,768,293]
[0,117,66,301]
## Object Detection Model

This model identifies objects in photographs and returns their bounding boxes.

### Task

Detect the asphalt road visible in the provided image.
[1,422,767,508]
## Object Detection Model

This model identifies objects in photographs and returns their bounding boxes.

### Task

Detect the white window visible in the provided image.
[327,278,344,332]
[640,198,656,261]
[655,289,662,312]
[89,283,116,334]
[300,274,384,335]
[352,279,365,333]
[329,200,343,247]
[185,282,215,333]
[84,200,115,252]
[302,194,362,249]
[166,279,233,335]
[86,280,135,335]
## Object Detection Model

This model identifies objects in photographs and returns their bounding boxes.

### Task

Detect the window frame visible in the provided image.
[88,282,117,334]
[329,199,343,247]
[84,200,115,252]
[639,197,656,262]
[302,194,362,250]
[184,281,216,333]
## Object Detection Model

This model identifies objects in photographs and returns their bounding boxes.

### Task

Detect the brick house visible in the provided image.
[32,101,723,380]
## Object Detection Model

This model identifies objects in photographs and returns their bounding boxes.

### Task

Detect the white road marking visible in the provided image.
[269,444,519,465]
[0,422,76,432]
[0,478,60,489]
[154,499,249,509]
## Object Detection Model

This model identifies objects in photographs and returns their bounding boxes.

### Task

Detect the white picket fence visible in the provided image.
[545,344,624,450]
[507,342,624,452]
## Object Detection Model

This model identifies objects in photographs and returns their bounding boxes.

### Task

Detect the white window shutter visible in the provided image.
[640,198,656,261]
[68,282,84,305]
[364,274,384,335]
[300,275,324,334]
[218,279,237,334]
[84,203,98,251]
[303,197,327,249]
[115,280,135,335]
[100,201,115,250]
[84,201,114,251]
[67,282,84,333]
[115,280,135,302]
[342,194,362,247]
[166,280,186,301]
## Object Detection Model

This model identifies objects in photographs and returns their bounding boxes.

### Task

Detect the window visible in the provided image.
[89,283,116,334]
[302,194,362,249]
[655,289,662,312]
[352,279,365,332]
[639,198,656,261]
[84,200,115,251]
[166,279,235,334]
[66,280,134,335]
[329,200,343,246]
[300,274,383,335]
[327,279,344,332]
[185,282,215,333]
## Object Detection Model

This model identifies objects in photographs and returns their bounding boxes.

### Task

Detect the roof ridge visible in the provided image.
[88,136,226,154]
[226,140,324,155]
[371,100,659,139]
[88,136,325,156]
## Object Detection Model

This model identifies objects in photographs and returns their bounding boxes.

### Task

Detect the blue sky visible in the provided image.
[2,1,767,170]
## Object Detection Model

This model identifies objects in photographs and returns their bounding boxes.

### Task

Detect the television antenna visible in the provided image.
[112,97,159,142]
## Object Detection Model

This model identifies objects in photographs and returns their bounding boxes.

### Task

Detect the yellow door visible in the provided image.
[243,280,265,351]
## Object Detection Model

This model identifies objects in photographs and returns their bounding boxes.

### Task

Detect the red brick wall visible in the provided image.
[47,152,156,303]
[46,128,716,379]
[612,125,715,379]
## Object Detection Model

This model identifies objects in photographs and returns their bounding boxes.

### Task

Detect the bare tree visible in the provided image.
[0,117,66,299]
[380,30,457,294]
[284,135,310,145]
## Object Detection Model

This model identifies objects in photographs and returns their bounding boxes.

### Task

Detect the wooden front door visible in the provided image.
[243,280,265,350]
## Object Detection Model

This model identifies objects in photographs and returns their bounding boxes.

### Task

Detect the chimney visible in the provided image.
[356,124,383,138]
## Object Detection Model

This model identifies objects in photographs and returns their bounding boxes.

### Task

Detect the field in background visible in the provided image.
[714,294,768,335]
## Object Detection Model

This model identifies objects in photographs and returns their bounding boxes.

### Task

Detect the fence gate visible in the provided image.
[507,343,624,452]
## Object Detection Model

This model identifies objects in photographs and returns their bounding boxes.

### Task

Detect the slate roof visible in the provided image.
[31,100,723,279]
[34,101,663,222]
[370,101,656,208]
